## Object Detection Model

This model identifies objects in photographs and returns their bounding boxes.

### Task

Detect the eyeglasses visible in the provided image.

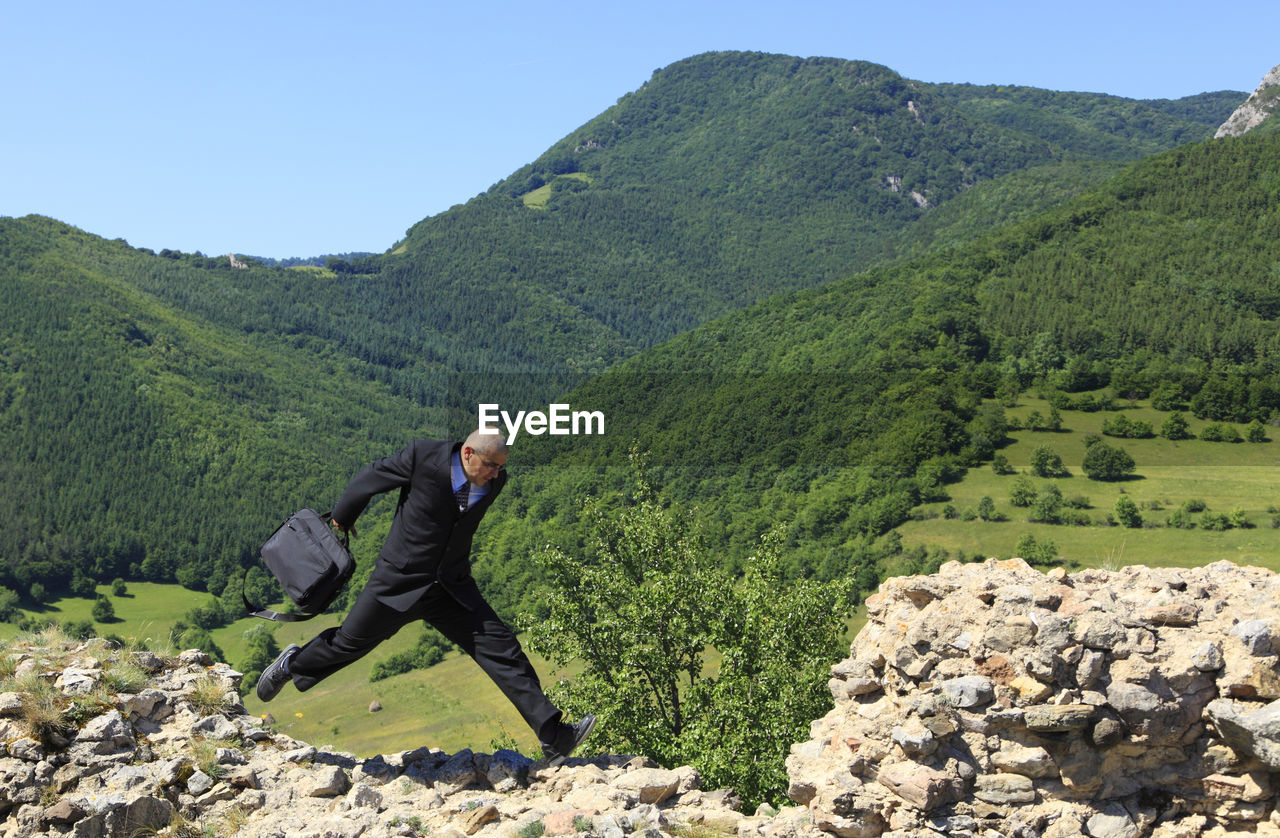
[467,449,505,472]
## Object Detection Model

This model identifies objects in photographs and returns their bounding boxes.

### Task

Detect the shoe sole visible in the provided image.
[547,714,597,767]
[256,645,299,702]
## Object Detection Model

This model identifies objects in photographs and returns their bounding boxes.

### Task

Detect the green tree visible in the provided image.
[0,586,20,622]
[1030,484,1063,524]
[1160,411,1192,440]
[1009,475,1037,507]
[1247,420,1268,443]
[1030,446,1069,478]
[977,496,997,521]
[1114,494,1143,528]
[1082,442,1136,481]
[238,623,282,695]
[91,595,115,623]
[527,452,852,806]
[1200,423,1243,443]
[111,577,127,597]
[1013,533,1058,566]
[70,573,96,599]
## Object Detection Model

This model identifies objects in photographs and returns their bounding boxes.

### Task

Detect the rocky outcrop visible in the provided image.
[10,558,1280,838]
[787,558,1280,838]
[1215,63,1280,138]
[0,645,750,838]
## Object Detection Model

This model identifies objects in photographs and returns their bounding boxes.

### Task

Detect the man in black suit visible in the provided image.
[255,429,595,765]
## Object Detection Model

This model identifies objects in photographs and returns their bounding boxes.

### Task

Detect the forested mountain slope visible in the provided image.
[475,131,1280,616]
[0,217,434,600]
[0,50,1244,605]
[393,51,1234,353]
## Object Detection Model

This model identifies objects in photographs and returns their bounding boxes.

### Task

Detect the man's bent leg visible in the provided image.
[425,585,561,740]
[290,583,413,692]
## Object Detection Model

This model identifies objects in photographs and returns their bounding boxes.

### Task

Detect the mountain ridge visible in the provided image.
[0,50,1254,610]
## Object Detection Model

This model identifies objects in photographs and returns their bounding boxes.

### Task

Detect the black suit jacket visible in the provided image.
[332,439,506,611]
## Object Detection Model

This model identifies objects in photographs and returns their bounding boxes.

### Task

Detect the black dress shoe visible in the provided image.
[541,714,597,766]
[255,644,299,702]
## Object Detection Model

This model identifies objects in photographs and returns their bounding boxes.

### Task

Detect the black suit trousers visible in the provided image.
[288,580,561,742]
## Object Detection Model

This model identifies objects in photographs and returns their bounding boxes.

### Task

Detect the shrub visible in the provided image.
[1201,512,1231,531]
[1030,446,1070,478]
[1030,485,1063,524]
[91,596,115,623]
[1102,414,1153,439]
[1160,412,1192,440]
[1114,495,1143,528]
[1009,476,1036,508]
[1013,533,1059,566]
[976,496,997,521]
[1082,442,1135,481]
[1200,423,1242,443]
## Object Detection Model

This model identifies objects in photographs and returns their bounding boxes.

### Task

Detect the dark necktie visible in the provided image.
[455,482,470,513]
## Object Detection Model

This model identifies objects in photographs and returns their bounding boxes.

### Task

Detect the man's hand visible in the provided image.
[331,518,356,538]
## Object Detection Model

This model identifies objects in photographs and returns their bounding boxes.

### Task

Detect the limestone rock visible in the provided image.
[789,560,1280,838]
[1216,63,1280,138]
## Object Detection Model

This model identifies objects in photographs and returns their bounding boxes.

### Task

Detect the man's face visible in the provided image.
[462,445,507,486]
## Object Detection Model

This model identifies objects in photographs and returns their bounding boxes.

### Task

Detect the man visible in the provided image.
[255,429,595,765]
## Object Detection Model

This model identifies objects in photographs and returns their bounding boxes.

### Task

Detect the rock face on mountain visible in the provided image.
[788,558,1280,838]
[7,558,1280,837]
[1216,63,1280,137]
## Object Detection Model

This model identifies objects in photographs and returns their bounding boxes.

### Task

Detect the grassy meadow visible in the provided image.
[898,398,1280,572]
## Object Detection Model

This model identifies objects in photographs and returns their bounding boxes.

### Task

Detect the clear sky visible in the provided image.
[3,0,1276,259]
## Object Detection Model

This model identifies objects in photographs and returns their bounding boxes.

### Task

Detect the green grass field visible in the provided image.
[521,172,591,209]
[0,582,212,646]
[898,398,1280,572]
[227,615,565,756]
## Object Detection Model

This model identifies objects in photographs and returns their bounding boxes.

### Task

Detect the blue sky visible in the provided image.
[3,0,1276,258]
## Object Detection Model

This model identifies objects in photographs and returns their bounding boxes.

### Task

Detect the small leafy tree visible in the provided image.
[70,573,96,599]
[976,496,997,521]
[528,451,853,806]
[238,623,282,694]
[111,578,128,597]
[1014,533,1058,566]
[1030,484,1063,524]
[1247,420,1268,443]
[1160,412,1192,440]
[0,586,20,623]
[1009,475,1037,507]
[1030,446,1069,478]
[1082,442,1135,481]
[1200,423,1242,443]
[1114,495,1143,528]
[91,595,115,623]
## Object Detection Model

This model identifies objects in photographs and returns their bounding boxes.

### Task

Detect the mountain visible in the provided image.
[0,216,437,600]
[390,51,1234,356]
[1216,62,1280,137]
[0,51,1246,605]
[474,130,1280,615]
